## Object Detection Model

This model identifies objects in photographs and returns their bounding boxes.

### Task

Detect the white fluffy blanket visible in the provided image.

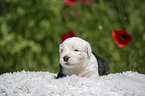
[0,71,145,96]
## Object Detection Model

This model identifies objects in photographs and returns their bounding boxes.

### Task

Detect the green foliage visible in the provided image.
[0,0,145,74]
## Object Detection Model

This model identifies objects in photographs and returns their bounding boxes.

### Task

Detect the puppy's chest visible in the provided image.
[62,67,81,76]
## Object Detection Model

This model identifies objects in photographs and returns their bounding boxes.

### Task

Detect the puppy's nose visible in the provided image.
[63,56,70,62]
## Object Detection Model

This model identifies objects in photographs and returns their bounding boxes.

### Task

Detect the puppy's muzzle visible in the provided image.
[63,56,70,62]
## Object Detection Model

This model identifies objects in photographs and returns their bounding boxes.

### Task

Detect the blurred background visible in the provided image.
[0,0,145,74]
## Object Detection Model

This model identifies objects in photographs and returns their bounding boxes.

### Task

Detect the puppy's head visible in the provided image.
[59,37,92,68]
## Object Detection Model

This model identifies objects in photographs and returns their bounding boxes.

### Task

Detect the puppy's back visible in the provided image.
[93,53,110,76]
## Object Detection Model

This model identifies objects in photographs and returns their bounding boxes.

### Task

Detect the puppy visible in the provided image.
[56,37,109,78]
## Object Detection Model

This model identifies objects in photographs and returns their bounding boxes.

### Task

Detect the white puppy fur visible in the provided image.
[59,37,99,78]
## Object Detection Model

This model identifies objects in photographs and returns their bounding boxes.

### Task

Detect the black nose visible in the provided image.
[63,56,70,62]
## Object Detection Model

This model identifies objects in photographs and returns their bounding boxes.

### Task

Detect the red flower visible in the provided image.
[112,30,133,47]
[61,30,77,41]
[64,0,76,6]
[81,0,90,5]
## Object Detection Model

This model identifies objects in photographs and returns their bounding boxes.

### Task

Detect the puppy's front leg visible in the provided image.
[56,64,66,79]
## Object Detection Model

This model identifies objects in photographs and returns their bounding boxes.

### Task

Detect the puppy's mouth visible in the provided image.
[64,62,70,65]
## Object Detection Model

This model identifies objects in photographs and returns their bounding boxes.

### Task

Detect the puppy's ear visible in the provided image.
[59,44,63,56]
[86,42,92,58]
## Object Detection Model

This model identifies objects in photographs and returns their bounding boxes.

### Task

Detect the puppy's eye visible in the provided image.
[74,49,79,51]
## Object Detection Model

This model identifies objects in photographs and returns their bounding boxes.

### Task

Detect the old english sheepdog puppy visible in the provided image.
[56,37,109,78]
